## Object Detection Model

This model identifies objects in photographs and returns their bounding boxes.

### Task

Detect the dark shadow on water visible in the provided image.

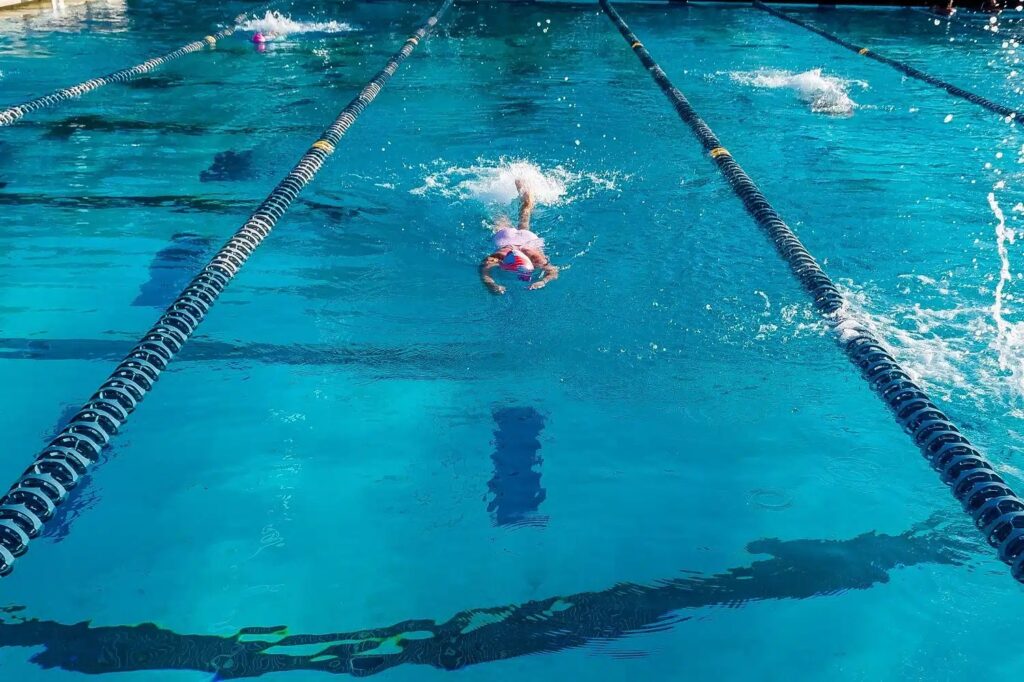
[0,522,972,678]
[200,150,257,183]
[37,406,112,545]
[131,232,215,309]
[124,74,187,90]
[38,114,209,141]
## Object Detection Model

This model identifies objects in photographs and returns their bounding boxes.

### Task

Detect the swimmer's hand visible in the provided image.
[529,264,558,291]
[485,282,506,295]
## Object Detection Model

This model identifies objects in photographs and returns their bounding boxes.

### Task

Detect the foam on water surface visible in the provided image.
[730,68,867,115]
[238,10,356,36]
[411,158,619,206]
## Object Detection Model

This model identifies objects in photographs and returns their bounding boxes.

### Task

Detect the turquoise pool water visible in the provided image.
[1,0,1024,678]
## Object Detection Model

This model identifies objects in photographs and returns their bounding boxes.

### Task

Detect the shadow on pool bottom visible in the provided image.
[0,519,972,678]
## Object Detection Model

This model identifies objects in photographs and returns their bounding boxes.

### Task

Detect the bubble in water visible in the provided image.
[944,114,954,123]
[748,488,793,511]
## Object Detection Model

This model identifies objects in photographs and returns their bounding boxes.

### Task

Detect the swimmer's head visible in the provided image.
[500,248,534,281]
[252,32,266,44]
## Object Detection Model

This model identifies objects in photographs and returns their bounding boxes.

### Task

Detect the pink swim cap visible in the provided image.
[252,32,266,44]
[500,249,535,281]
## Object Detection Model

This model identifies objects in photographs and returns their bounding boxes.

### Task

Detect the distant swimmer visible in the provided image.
[251,32,279,51]
[479,179,559,295]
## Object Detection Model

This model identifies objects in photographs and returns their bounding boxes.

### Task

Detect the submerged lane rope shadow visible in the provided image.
[0,524,971,678]
[754,1,1024,125]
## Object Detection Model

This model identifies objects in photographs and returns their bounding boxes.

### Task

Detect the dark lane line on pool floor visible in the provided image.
[16,114,319,140]
[488,407,547,528]
[0,523,971,678]
[600,0,1024,586]
[0,338,499,374]
[0,191,386,218]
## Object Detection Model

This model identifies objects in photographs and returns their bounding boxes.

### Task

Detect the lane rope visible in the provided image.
[0,0,455,577]
[600,0,1024,585]
[754,1,1023,125]
[0,2,274,128]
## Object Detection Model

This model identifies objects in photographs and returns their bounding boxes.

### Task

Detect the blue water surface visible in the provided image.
[0,0,1023,680]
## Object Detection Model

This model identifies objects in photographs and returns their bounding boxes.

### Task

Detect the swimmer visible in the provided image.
[479,179,559,295]
[251,31,280,44]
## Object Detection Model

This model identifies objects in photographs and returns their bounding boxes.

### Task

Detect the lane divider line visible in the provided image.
[0,0,455,578]
[0,2,274,128]
[601,0,1024,586]
[754,1,1024,125]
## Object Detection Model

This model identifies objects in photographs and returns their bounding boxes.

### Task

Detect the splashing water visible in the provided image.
[834,268,1024,421]
[991,192,1013,337]
[730,68,867,115]
[834,287,976,404]
[411,159,620,206]
[985,191,1024,398]
[238,11,355,36]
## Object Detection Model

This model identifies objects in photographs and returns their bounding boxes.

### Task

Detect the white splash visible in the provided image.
[731,68,866,115]
[833,286,975,403]
[833,270,1024,417]
[238,10,355,36]
[991,191,1013,338]
[986,191,1024,396]
[411,159,620,206]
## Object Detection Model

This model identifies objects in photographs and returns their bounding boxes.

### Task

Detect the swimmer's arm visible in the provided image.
[517,181,535,231]
[522,247,558,290]
[530,263,559,291]
[479,255,505,295]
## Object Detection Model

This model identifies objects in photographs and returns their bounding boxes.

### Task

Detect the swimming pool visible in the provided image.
[1,0,1024,678]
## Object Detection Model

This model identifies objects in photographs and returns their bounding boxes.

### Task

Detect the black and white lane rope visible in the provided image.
[0,0,454,577]
[0,2,274,127]
[602,0,1024,586]
[754,1,1024,126]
